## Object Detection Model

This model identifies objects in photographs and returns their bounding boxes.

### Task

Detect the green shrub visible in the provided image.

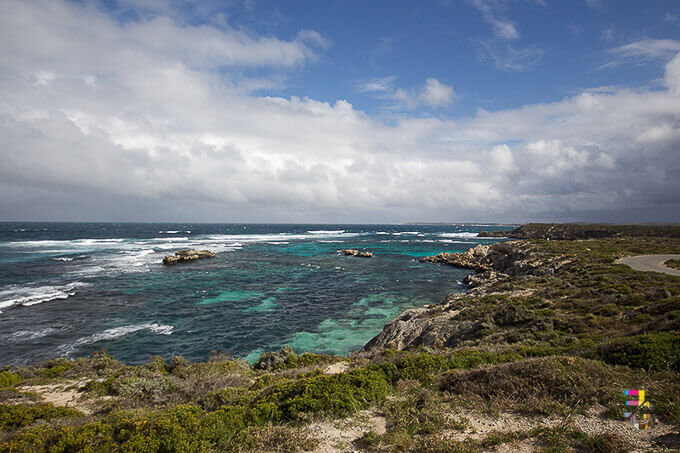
[376,350,522,384]
[259,367,391,420]
[597,332,680,371]
[252,346,338,371]
[440,357,623,414]
[0,403,83,430]
[665,259,680,270]
[0,371,21,388]
[36,358,75,379]
[113,375,174,400]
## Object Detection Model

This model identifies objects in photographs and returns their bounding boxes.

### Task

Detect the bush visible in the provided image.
[440,357,622,414]
[259,367,391,420]
[0,371,21,388]
[113,375,174,401]
[36,358,75,379]
[0,404,83,430]
[597,332,680,371]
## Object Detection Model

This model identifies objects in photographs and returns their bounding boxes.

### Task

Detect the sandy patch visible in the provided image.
[18,380,109,416]
[448,406,678,451]
[323,362,350,375]
[310,409,386,452]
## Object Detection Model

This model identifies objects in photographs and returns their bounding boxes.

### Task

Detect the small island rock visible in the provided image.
[341,249,374,258]
[163,249,215,265]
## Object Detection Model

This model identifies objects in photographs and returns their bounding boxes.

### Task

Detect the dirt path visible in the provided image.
[616,254,680,276]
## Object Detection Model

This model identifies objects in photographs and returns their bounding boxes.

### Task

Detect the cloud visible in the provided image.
[600,39,680,69]
[665,13,679,23]
[1,0,680,223]
[357,76,397,93]
[469,0,520,40]
[0,0,323,70]
[491,19,519,40]
[665,53,680,95]
[359,77,456,109]
[585,0,604,10]
[477,41,547,71]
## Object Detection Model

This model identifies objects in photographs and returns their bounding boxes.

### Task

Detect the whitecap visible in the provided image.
[9,328,57,342]
[53,257,74,261]
[159,230,180,234]
[60,323,173,356]
[307,230,345,234]
[392,231,420,236]
[0,282,89,314]
[439,232,481,239]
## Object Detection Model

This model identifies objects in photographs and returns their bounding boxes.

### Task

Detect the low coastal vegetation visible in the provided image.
[1,224,679,451]
[666,259,680,271]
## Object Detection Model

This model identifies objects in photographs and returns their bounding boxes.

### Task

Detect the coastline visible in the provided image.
[1,223,679,451]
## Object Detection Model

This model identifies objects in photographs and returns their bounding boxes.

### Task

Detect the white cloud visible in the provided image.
[665,53,680,95]
[357,76,397,93]
[664,12,678,23]
[469,0,520,40]
[360,77,456,110]
[477,41,547,72]
[601,39,680,69]
[492,19,519,40]
[0,0,680,222]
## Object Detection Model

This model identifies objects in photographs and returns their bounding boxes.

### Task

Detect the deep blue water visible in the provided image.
[0,223,512,366]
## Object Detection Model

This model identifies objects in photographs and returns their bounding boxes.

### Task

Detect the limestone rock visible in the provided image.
[341,249,374,258]
[162,249,215,265]
[361,241,563,354]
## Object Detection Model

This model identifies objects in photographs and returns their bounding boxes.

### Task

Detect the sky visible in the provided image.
[1,0,679,224]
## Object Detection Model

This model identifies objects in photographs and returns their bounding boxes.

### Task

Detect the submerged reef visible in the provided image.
[1,224,680,451]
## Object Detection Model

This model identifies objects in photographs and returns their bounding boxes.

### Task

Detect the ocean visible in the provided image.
[0,223,511,366]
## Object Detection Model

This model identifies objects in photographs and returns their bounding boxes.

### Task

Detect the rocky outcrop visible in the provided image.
[162,249,215,265]
[419,242,551,279]
[341,249,374,258]
[361,302,479,351]
[361,242,560,354]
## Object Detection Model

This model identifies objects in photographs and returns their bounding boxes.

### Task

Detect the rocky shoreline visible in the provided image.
[361,241,567,354]
[2,227,679,451]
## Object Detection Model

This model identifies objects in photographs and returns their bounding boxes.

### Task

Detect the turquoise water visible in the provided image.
[0,223,511,365]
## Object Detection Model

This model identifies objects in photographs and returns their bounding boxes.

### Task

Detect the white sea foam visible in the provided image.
[159,230,180,234]
[438,239,468,244]
[53,257,74,261]
[375,232,390,235]
[0,282,89,314]
[307,230,345,234]
[9,328,57,342]
[61,323,173,356]
[439,232,480,238]
[392,231,420,236]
